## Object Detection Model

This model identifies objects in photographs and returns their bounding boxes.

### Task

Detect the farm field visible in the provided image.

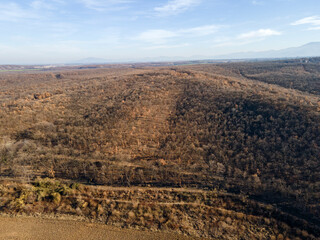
[0,216,202,240]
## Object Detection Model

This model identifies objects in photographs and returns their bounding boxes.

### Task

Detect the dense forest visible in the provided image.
[0,58,319,239]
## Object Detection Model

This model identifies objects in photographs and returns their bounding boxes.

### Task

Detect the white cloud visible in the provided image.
[238,29,281,39]
[213,38,264,48]
[52,0,66,4]
[0,3,39,22]
[154,0,200,16]
[135,30,178,44]
[308,26,320,30]
[291,16,320,25]
[291,16,320,30]
[179,25,220,36]
[79,0,131,11]
[135,24,219,44]
[212,28,281,48]
[0,1,65,22]
[47,22,80,38]
[30,1,54,10]
[252,0,264,5]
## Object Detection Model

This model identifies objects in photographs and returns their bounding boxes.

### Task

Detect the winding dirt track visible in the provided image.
[0,216,203,240]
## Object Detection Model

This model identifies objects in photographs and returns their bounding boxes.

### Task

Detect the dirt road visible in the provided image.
[0,216,203,240]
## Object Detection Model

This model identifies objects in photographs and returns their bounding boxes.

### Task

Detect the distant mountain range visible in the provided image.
[215,42,320,59]
[73,42,320,64]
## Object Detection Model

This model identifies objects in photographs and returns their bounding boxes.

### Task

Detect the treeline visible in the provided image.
[218,59,320,95]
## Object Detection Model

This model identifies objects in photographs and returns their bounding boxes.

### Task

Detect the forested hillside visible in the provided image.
[0,60,319,239]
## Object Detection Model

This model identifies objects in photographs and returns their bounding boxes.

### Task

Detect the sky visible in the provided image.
[0,0,320,64]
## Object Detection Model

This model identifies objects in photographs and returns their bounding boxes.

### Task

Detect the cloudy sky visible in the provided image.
[0,0,320,64]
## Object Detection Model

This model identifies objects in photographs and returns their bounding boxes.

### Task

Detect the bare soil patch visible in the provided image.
[0,216,201,240]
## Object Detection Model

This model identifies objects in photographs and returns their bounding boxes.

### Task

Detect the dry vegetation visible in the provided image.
[0,178,316,239]
[0,59,320,239]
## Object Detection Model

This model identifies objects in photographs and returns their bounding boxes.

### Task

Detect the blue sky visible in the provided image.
[0,0,320,64]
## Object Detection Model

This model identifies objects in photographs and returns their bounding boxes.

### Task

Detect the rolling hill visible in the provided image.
[0,59,319,239]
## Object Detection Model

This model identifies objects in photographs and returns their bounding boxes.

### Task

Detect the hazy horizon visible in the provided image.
[1,0,320,64]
